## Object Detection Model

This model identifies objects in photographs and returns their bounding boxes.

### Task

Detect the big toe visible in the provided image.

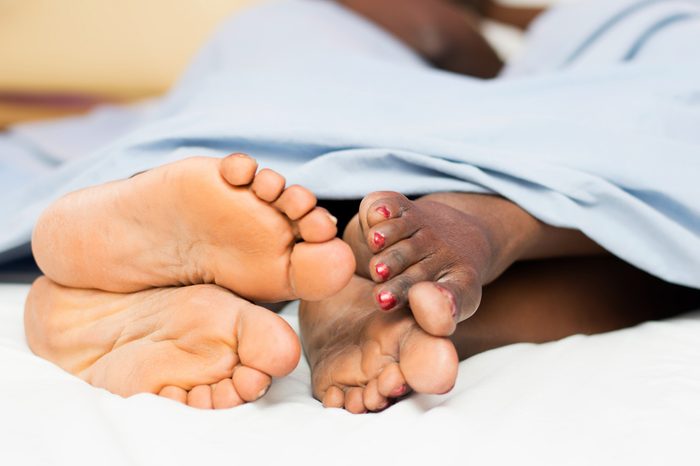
[237,303,301,377]
[399,327,458,394]
[289,239,356,301]
[408,274,482,337]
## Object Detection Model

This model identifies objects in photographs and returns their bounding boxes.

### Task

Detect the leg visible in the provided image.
[31,153,355,301]
[24,277,301,408]
[453,256,700,359]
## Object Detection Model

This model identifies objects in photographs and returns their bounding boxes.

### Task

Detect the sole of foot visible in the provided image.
[300,275,458,414]
[32,153,355,302]
[24,277,301,409]
[344,191,499,337]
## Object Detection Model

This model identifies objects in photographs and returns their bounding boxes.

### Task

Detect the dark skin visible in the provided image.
[303,193,700,412]
[340,0,547,79]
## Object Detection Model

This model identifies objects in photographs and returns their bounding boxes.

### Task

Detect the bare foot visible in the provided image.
[299,275,458,414]
[343,191,541,337]
[24,277,301,408]
[32,154,355,302]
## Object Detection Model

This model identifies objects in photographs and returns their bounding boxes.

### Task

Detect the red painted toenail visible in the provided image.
[389,385,408,398]
[377,290,397,310]
[376,206,391,219]
[435,284,458,319]
[375,263,390,281]
[373,232,386,249]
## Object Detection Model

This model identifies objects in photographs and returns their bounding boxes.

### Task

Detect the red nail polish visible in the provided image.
[435,284,458,318]
[373,231,385,248]
[377,290,397,310]
[375,263,390,280]
[376,206,391,219]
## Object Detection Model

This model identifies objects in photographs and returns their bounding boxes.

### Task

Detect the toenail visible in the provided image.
[376,401,389,411]
[257,385,270,399]
[375,263,390,281]
[377,290,397,310]
[376,206,391,219]
[373,232,386,249]
[435,284,458,319]
[389,385,408,398]
[327,213,338,225]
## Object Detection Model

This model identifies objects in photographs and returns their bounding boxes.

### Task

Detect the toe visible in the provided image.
[369,238,424,283]
[363,379,389,412]
[251,168,286,202]
[399,328,458,394]
[187,384,214,409]
[236,303,301,377]
[366,219,420,254]
[373,260,436,312]
[377,363,409,398]
[274,185,317,221]
[289,239,355,301]
[345,387,367,414]
[220,153,258,186]
[232,366,272,402]
[159,385,188,404]
[322,386,345,408]
[409,273,482,337]
[212,378,245,409]
[296,207,338,243]
[358,191,412,232]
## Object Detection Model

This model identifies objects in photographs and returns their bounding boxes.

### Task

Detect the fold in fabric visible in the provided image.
[2,0,699,288]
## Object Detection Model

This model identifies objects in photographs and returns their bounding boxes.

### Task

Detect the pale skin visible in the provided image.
[27,154,357,408]
[25,154,700,412]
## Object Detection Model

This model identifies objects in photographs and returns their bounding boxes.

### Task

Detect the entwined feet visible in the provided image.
[25,153,519,413]
[26,153,358,408]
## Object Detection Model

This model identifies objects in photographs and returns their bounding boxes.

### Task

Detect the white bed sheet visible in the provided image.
[2,283,700,466]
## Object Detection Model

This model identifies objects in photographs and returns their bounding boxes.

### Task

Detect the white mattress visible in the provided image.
[2,283,700,465]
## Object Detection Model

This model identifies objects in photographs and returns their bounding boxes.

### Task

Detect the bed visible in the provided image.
[3,1,700,464]
[2,281,699,465]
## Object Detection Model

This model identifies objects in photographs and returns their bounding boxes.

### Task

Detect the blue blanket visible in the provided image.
[3,0,700,288]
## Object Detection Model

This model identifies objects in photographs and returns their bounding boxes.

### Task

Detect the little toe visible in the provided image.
[220,153,258,186]
[399,328,458,394]
[251,168,286,203]
[232,366,271,402]
[322,386,345,408]
[296,207,338,243]
[212,378,245,409]
[363,379,389,412]
[289,239,355,301]
[364,194,413,228]
[409,275,482,337]
[377,363,409,398]
[358,191,412,231]
[274,185,317,221]
[187,384,214,409]
[345,387,367,414]
[159,385,188,404]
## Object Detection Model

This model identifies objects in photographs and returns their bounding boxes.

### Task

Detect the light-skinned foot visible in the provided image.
[25,277,301,408]
[32,154,355,302]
